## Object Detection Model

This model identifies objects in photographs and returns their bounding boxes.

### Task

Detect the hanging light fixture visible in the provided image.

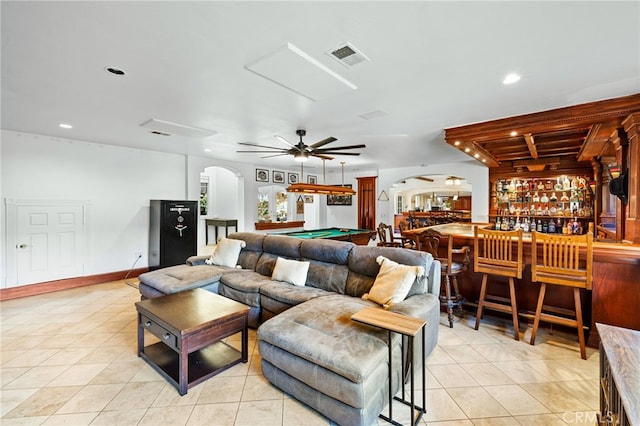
[286,160,356,195]
[445,176,463,186]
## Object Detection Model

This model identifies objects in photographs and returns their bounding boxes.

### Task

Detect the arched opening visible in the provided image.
[390,175,472,229]
[199,165,243,251]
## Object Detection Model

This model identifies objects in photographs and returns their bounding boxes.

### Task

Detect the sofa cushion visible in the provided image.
[271,257,310,287]
[346,246,432,298]
[138,264,229,294]
[206,237,245,267]
[300,238,353,293]
[219,270,272,307]
[260,281,335,309]
[229,232,266,270]
[363,255,425,308]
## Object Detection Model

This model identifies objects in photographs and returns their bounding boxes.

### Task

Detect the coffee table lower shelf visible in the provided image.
[140,341,242,393]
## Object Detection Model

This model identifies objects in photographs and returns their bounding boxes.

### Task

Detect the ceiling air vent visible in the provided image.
[326,42,370,68]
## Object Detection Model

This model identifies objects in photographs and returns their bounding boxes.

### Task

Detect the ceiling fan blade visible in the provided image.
[309,137,337,149]
[237,150,289,154]
[316,151,361,156]
[311,153,335,160]
[260,153,290,159]
[416,176,434,182]
[313,144,366,151]
[275,135,298,149]
[238,142,288,150]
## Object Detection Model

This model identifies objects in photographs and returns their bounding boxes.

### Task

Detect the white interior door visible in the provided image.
[15,203,85,285]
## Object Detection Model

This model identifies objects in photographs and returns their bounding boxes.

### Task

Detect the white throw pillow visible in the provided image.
[363,255,425,308]
[206,237,246,267]
[271,257,310,287]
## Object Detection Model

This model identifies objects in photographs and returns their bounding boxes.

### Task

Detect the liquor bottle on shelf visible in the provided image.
[496,180,503,192]
[508,180,516,193]
[562,220,568,234]
[537,219,543,232]
[542,220,549,233]
[548,219,556,233]
[537,180,545,191]
[554,177,563,191]
[571,176,579,189]
[514,217,521,230]
[522,218,530,232]
[546,180,553,190]
[556,218,562,233]
[533,192,540,203]
[515,180,522,192]
[541,193,549,203]
[531,218,537,232]
[561,192,569,201]
[550,192,558,202]
[523,180,530,191]
[495,216,501,230]
[563,176,571,190]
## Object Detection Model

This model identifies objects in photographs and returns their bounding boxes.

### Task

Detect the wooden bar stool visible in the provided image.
[474,227,524,340]
[416,229,469,328]
[530,231,593,359]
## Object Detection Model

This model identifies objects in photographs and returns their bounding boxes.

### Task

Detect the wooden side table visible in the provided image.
[205,218,238,244]
[351,307,427,426]
[136,289,249,395]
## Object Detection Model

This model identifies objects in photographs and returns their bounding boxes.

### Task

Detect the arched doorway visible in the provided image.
[199,165,242,250]
[391,175,472,229]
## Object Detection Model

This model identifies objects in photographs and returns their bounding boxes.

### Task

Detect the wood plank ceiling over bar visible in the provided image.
[444,94,640,175]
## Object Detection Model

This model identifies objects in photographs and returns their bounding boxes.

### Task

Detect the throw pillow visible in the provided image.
[271,257,310,287]
[363,255,425,308]
[205,237,246,267]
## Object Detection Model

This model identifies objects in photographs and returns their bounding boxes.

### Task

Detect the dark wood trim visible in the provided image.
[0,268,148,301]
[254,221,305,231]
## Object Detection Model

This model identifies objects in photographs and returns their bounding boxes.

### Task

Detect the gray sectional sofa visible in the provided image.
[138,232,441,426]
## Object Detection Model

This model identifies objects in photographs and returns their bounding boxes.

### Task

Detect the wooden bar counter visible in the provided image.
[403,223,640,347]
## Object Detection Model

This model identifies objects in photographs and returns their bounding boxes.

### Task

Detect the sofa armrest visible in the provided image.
[388,293,435,320]
[426,259,441,298]
[186,255,210,266]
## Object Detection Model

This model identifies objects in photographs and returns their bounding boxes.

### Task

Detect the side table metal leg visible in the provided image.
[137,313,144,356]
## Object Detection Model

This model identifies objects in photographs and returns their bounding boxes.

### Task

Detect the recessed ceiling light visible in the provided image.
[503,73,521,85]
[474,153,480,158]
[464,147,471,153]
[105,66,126,76]
[59,123,72,129]
[204,148,212,152]
[454,141,461,146]
[510,131,518,136]
[482,159,487,163]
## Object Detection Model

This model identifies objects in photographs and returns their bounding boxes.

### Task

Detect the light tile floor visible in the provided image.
[1,281,600,425]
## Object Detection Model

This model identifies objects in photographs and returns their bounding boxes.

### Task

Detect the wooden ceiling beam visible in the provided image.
[524,133,538,159]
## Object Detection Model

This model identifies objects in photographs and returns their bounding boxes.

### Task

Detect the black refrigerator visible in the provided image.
[149,200,198,269]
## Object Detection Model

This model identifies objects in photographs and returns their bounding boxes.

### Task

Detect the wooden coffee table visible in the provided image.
[136,288,250,395]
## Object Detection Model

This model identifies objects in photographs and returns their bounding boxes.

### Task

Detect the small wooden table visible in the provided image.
[351,307,427,426]
[205,218,238,244]
[136,289,249,395]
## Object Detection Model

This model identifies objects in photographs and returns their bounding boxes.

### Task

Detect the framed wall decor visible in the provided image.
[256,168,269,182]
[304,195,314,203]
[288,173,299,184]
[307,175,317,184]
[327,184,353,206]
[272,170,285,184]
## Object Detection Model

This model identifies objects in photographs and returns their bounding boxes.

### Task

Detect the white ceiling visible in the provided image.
[2,1,639,172]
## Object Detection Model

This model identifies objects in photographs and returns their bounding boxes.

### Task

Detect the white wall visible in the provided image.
[1,130,186,285]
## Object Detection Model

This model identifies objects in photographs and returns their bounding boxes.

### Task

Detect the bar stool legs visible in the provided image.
[474,273,520,341]
[442,274,464,328]
[530,284,587,360]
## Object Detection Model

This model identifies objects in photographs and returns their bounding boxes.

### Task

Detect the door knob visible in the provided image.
[18,244,28,249]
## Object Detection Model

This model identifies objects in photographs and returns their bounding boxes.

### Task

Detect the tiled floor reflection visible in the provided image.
[1,281,600,425]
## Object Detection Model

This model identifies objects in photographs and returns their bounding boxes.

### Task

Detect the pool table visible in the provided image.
[278,227,377,245]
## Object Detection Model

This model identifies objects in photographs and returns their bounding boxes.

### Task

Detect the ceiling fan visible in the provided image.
[237,129,365,162]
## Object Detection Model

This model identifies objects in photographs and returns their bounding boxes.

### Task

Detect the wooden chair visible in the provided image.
[416,229,470,328]
[376,223,400,247]
[397,220,415,249]
[474,227,524,340]
[530,231,593,359]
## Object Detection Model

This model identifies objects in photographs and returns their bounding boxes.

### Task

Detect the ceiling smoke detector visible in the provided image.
[326,42,370,68]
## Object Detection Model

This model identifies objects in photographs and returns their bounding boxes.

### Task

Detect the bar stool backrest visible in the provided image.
[415,229,440,255]
[474,227,524,279]
[531,231,593,290]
